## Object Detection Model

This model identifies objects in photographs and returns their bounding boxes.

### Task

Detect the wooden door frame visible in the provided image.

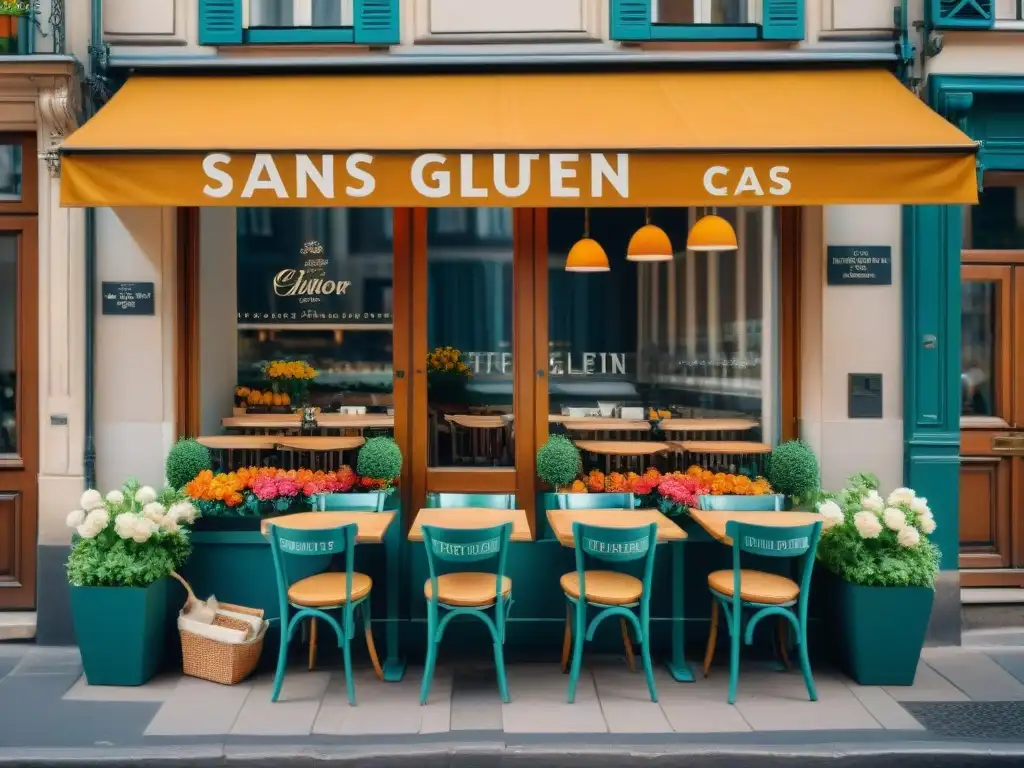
[174,207,201,439]
[0,215,39,609]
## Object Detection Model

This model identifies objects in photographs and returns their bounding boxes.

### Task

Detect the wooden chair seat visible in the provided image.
[423,573,512,607]
[287,572,373,607]
[560,570,642,605]
[707,569,799,605]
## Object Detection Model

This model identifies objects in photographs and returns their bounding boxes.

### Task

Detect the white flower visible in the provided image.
[114,512,138,540]
[887,487,916,506]
[882,507,906,532]
[854,511,883,539]
[131,517,158,544]
[76,522,101,539]
[919,513,937,535]
[167,501,198,525]
[85,508,110,531]
[160,516,180,534]
[66,509,86,528]
[910,496,931,517]
[861,491,884,513]
[897,526,921,548]
[142,502,167,524]
[134,486,158,505]
[79,489,104,511]
[817,500,845,531]
[105,490,125,505]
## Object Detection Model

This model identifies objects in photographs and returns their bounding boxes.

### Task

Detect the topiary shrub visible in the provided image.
[766,439,821,506]
[357,436,403,482]
[165,438,212,491]
[537,434,582,489]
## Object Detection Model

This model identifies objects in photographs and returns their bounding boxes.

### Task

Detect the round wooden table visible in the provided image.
[196,435,277,471]
[677,440,772,476]
[575,440,671,473]
[275,436,366,471]
[444,415,511,466]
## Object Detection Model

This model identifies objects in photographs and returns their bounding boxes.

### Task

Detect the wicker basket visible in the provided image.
[172,572,267,686]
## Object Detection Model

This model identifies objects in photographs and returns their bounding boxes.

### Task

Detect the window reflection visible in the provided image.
[0,145,22,202]
[961,281,997,417]
[0,236,16,453]
[964,182,1024,250]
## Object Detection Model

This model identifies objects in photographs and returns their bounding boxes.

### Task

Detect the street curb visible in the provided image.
[3,742,1024,767]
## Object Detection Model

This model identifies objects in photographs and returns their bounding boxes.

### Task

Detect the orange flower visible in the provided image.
[605,472,629,493]
[586,469,605,493]
[570,479,588,493]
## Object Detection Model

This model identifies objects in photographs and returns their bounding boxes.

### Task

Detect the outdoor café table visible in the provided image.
[688,509,823,545]
[407,507,534,543]
[261,510,405,681]
[222,413,395,434]
[575,439,671,474]
[676,440,772,475]
[196,435,276,471]
[443,415,510,466]
[275,436,366,471]
[546,507,694,682]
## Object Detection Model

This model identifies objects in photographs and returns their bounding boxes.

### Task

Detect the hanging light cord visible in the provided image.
[583,208,591,237]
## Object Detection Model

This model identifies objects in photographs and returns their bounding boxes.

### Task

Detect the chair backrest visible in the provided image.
[427,492,515,509]
[267,522,358,604]
[698,494,784,512]
[557,492,634,510]
[316,492,386,512]
[421,523,513,605]
[571,521,659,605]
[725,520,823,599]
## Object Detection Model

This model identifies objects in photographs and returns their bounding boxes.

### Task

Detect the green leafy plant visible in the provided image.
[814,473,940,588]
[537,435,581,488]
[165,438,212,491]
[357,437,403,485]
[766,439,821,505]
[0,1,30,16]
[66,478,199,588]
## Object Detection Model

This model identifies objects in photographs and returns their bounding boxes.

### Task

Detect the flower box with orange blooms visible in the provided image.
[564,465,773,518]
[184,466,393,518]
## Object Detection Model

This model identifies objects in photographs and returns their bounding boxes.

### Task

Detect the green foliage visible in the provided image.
[67,536,186,588]
[536,435,581,488]
[766,439,821,503]
[0,1,30,16]
[357,436,403,481]
[165,438,212,490]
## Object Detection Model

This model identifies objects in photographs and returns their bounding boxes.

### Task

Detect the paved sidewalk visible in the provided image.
[3,642,1024,765]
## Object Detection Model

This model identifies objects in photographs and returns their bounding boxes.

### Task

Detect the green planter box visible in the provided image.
[70,578,170,686]
[822,569,934,685]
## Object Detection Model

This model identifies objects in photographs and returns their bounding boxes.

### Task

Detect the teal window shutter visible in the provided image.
[198,0,242,45]
[928,0,995,30]
[354,0,400,45]
[761,0,804,40]
[610,0,652,41]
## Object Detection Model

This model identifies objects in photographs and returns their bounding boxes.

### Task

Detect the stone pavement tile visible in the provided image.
[732,671,883,731]
[313,666,451,735]
[231,671,331,735]
[63,673,180,703]
[988,652,1024,685]
[451,667,504,731]
[659,703,752,733]
[847,685,926,730]
[10,647,81,676]
[144,676,254,736]
[502,665,607,733]
[922,648,1024,701]
[590,662,672,733]
[883,661,970,702]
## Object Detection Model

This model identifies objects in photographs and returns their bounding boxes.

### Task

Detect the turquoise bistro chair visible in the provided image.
[704,520,823,705]
[420,522,514,704]
[427,492,515,509]
[562,521,659,704]
[556,492,635,510]
[267,522,380,705]
[698,494,785,512]
[316,492,386,512]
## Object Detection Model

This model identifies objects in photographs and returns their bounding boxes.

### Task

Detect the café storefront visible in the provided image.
[56,66,977,667]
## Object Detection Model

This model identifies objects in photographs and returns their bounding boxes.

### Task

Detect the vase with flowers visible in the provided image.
[427,346,471,404]
[66,479,199,685]
[264,360,316,405]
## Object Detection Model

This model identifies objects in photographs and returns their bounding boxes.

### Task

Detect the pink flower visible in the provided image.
[276,479,300,497]
[656,476,708,509]
[302,482,321,497]
[252,476,279,501]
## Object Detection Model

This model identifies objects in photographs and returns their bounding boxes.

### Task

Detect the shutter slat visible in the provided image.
[928,0,996,30]
[354,0,400,45]
[610,0,652,41]
[199,0,243,46]
[761,0,805,41]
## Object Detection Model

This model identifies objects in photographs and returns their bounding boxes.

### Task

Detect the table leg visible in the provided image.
[382,508,406,682]
[665,539,694,682]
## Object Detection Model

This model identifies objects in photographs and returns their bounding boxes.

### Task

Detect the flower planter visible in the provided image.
[0,15,18,53]
[70,578,170,686]
[821,569,934,685]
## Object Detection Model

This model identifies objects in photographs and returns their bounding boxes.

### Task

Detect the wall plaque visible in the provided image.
[827,246,892,286]
[101,282,155,315]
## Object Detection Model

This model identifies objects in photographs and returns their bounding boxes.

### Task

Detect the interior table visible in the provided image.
[443,415,511,467]
[275,436,366,471]
[676,440,772,476]
[261,510,405,682]
[222,413,395,434]
[408,507,533,542]
[575,440,671,474]
[196,435,277,471]
[545,507,694,682]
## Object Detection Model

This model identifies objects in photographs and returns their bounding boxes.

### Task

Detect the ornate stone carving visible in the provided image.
[37,75,80,177]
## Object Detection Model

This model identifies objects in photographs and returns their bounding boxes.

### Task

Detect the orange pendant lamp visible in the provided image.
[687,212,738,252]
[627,209,673,262]
[565,209,610,272]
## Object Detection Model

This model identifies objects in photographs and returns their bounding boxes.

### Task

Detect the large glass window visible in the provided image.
[236,208,394,412]
[547,207,774,443]
[964,180,1024,250]
[0,235,16,454]
[654,0,750,24]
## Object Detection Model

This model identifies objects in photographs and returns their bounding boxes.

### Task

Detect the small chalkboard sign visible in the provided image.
[827,246,892,286]
[102,282,155,316]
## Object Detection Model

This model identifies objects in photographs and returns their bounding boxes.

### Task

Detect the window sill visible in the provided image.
[649,24,760,42]
[245,28,357,45]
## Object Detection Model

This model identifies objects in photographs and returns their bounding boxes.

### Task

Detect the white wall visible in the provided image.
[199,208,238,436]
[800,205,904,493]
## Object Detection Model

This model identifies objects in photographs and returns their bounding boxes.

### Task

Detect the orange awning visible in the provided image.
[60,69,978,208]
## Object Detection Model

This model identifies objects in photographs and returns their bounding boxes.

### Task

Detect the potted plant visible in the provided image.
[814,472,940,685]
[537,435,582,493]
[426,346,471,403]
[0,1,29,54]
[766,439,821,508]
[355,436,403,502]
[263,360,316,406]
[165,437,212,491]
[66,479,199,685]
